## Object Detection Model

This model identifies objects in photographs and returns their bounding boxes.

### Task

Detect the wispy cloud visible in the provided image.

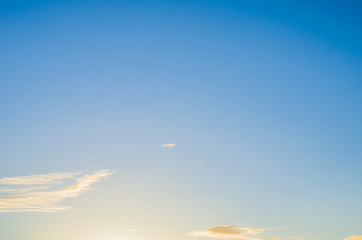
[189,226,278,240]
[345,236,362,240]
[190,226,360,240]
[0,170,115,213]
[0,186,51,194]
[161,143,176,148]
[0,172,80,185]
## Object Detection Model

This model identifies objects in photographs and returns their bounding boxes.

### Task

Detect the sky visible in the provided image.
[0,0,362,240]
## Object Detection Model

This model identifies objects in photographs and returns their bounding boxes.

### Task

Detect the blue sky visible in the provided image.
[0,1,362,240]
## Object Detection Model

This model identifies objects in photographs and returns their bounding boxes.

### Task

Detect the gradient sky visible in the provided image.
[1,1,362,240]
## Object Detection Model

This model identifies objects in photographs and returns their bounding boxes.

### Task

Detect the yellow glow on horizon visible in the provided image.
[86,232,144,240]
[87,233,127,240]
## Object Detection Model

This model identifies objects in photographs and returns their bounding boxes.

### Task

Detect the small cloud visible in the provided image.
[188,226,282,240]
[189,226,266,240]
[345,236,362,240]
[161,143,176,148]
[0,170,116,213]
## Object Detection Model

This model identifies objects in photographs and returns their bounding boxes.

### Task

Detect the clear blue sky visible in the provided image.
[0,1,361,240]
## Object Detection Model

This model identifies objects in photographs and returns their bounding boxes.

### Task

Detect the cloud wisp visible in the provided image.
[161,143,176,148]
[189,226,278,240]
[0,172,81,185]
[0,170,115,213]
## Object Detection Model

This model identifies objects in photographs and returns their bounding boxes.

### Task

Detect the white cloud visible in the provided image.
[0,170,115,213]
[161,144,176,148]
[189,226,279,240]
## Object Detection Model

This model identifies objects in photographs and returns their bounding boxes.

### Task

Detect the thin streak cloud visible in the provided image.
[0,172,80,185]
[0,170,115,213]
[161,143,176,148]
[0,186,51,194]
[189,226,278,240]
